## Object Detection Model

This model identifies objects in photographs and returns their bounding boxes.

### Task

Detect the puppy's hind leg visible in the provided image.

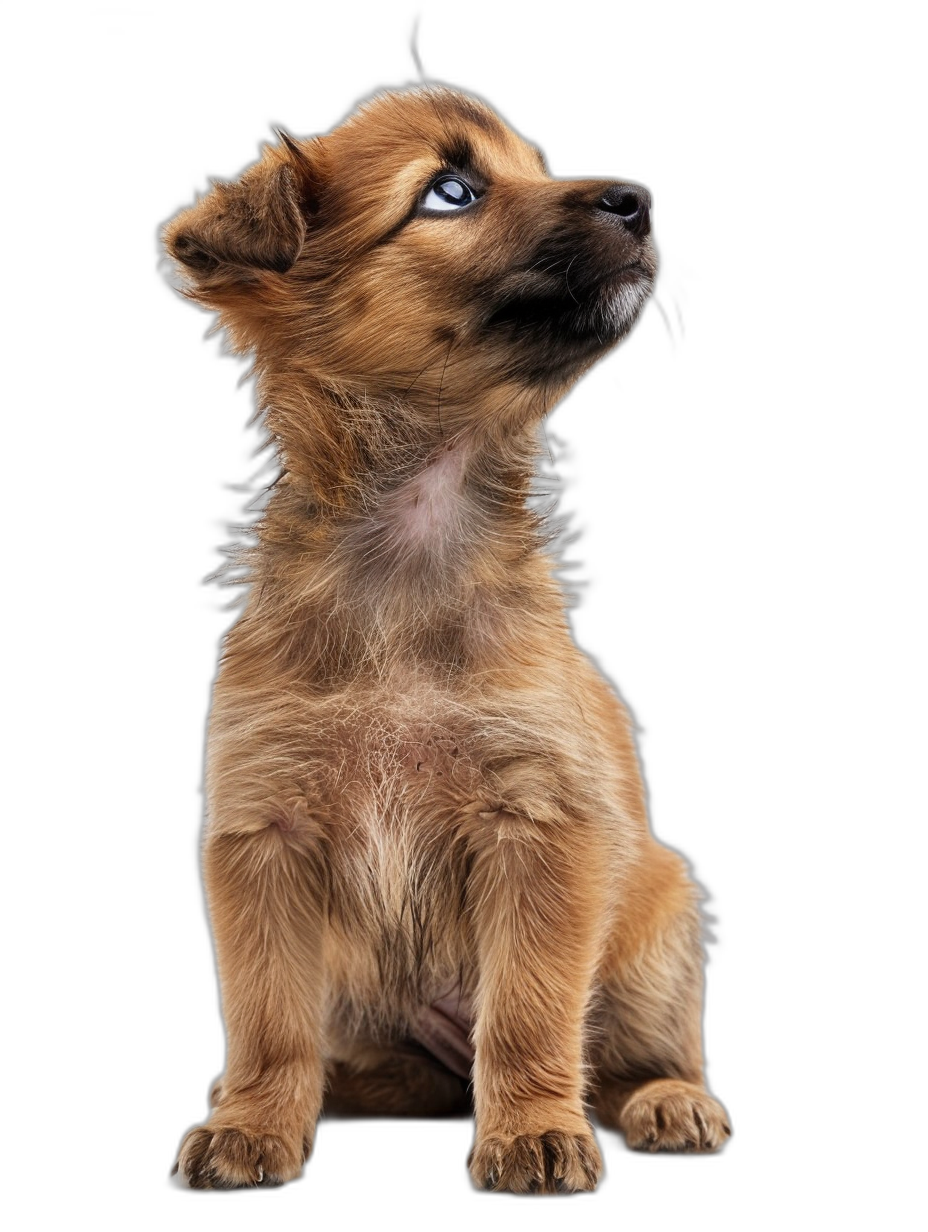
[590,847,731,1153]
[174,826,326,1188]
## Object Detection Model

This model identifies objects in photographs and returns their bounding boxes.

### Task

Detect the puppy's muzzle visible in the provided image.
[597,183,651,239]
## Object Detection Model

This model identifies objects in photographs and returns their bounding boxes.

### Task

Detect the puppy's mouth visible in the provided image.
[482,251,655,378]
[610,260,645,279]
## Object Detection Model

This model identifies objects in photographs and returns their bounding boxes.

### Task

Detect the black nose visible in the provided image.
[597,183,651,238]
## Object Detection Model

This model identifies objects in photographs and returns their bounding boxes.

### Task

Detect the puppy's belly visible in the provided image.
[409,989,475,1077]
[320,822,473,1064]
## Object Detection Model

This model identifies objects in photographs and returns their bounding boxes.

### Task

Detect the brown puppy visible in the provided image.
[164,85,730,1194]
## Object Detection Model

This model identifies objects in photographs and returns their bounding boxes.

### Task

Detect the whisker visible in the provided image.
[652,293,677,346]
[436,333,454,441]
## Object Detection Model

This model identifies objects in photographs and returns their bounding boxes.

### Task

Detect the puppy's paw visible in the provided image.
[173,1123,308,1189]
[620,1080,731,1153]
[468,1129,602,1194]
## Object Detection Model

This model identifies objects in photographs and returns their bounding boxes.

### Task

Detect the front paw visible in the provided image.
[174,1123,308,1189]
[620,1080,731,1153]
[468,1129,602,1194]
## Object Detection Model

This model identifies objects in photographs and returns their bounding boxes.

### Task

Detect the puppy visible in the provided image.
[164,86,730,1194]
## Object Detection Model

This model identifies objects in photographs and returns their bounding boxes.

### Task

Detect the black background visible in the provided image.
[94,0,793,1212]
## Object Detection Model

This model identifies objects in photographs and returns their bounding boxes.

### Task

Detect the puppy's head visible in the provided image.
[165,87,656,432]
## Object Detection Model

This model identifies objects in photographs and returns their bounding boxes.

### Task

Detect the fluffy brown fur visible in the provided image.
[164,85,730,1194]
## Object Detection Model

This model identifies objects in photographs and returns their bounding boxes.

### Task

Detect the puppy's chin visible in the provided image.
[597,263,655,341]
[486,264,655,383]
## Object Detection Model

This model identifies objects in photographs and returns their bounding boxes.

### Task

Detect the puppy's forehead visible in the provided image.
[327,87,545,182]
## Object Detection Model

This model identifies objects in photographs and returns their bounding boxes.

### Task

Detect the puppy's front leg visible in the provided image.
[175,827,324,1188]
[467,803,608,1194]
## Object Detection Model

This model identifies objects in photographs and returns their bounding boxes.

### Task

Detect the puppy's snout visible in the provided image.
[597,184,651,238]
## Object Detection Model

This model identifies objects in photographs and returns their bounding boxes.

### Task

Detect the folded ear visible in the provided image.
[164,131,320,278]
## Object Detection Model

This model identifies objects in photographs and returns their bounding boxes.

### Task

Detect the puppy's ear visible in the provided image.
[164,132,321,278]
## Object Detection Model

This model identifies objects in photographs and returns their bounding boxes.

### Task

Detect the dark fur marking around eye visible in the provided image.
[370,163,484,249]
[439,140,478,179]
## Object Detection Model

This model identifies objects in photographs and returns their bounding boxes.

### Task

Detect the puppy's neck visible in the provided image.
[260,375,545,527]
[384,443,469,549]
[235,380,560,680]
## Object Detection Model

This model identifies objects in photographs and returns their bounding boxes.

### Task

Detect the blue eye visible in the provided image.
[422,175,478,212]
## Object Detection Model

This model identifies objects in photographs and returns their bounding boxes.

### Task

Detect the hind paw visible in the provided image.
[620,1080,731,1153]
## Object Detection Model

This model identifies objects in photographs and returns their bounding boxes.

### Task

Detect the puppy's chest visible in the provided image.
[321,690,481,821]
